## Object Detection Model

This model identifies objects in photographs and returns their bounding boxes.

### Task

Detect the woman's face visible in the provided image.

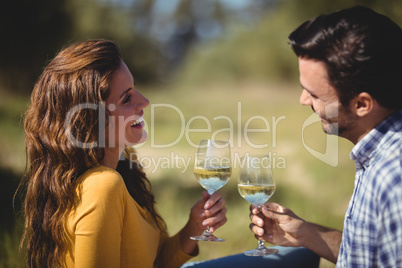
[104,61,149,148]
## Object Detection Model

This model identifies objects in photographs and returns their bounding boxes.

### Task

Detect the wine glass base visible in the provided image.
[190,234,225,242]
[244,247,279,256]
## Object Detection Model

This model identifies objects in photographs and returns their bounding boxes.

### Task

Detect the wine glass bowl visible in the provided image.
[238,154,279,256]
[193,166,231,195]
[190,140,231,242]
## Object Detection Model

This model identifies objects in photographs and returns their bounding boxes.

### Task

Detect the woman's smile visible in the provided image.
[130,116,144,128]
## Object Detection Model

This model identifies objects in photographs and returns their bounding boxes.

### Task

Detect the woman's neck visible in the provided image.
[99,146,124,170]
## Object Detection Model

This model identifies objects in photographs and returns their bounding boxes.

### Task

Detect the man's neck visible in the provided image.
[352,107,397,144]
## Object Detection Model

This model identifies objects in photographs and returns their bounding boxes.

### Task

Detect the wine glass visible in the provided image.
[238,154,279,256]
[190,139,232,242]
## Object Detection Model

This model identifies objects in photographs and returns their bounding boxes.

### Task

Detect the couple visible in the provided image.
[20,6,402,268]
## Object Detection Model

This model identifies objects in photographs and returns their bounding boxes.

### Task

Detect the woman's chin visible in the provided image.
[126,131,148,147]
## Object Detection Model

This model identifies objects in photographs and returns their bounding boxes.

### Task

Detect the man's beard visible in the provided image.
[312,105,356,138]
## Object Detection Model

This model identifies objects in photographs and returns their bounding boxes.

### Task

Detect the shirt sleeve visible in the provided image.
[154,231,199,268]
[376,155,402,265]
[71,169,127,268]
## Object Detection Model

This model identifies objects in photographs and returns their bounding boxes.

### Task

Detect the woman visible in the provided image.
[21,39,227,268]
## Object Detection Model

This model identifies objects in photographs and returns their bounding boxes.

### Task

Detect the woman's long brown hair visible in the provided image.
[20,39,165,268]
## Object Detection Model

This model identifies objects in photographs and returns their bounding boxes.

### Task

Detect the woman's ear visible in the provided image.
[351,92,374,117]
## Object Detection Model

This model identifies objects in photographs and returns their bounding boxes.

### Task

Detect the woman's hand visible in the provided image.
[190,191,227,234]
[179,191,227,255]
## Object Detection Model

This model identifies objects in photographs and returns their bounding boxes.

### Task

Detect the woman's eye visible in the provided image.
[122,95,131,104]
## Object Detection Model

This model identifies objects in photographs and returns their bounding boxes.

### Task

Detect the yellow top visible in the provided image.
[62,166,194,268]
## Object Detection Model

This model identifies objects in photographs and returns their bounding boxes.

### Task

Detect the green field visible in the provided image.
[0,81,355,268]
[144,82,355,268]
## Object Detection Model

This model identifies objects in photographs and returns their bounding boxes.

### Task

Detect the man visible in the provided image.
[250,6,402,267]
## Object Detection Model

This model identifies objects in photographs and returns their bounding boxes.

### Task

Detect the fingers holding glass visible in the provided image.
[190,140,231,242]
[238,154,279,256]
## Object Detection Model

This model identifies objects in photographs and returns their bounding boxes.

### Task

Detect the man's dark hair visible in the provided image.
[289,6,402,109]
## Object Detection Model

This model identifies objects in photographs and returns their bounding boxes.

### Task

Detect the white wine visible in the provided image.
[238,184,275,206]
[194,167,231,194]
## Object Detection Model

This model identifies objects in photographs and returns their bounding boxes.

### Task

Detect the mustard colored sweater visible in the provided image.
[62,166,195,267]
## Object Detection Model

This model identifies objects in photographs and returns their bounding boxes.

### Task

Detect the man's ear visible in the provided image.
[351,92,374,117]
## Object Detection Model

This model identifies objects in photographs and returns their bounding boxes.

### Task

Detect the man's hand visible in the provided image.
[249,202,306,247]
[249,202,342,263]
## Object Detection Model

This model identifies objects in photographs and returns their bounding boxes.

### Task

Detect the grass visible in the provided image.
[0,90,27,268]
[0,81,356,268]
[139,81,355,267]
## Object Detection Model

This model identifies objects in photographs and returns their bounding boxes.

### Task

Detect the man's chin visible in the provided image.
[322,122,339,136]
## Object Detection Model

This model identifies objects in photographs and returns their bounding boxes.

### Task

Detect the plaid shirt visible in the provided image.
[336,109,402,267]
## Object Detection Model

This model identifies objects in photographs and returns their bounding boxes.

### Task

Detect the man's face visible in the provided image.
[298,57,357,138]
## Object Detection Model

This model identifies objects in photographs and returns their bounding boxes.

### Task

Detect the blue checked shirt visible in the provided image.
[336,109,402,267]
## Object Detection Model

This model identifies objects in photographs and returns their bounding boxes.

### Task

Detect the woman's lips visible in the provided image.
[130,116,144,127]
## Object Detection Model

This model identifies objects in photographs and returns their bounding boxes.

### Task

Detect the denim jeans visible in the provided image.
[181,246,320,268]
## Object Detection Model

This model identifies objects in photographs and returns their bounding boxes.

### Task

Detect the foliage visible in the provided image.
[175,10,300,86]
[1,1,401,267]
[175,0,402,86]
[0,0,72,93]
[1,0,401,94]
[66,0,163,85]
[0,0,162,94]
[0,167,24,268]
[282,0,402,24]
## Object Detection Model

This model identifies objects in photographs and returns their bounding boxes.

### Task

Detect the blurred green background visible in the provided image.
[1,0,401,267]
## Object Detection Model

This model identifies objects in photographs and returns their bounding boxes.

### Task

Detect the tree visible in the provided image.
[0,0,73,93]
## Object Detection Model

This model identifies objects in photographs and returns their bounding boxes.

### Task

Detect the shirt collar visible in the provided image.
[350,109,402,169]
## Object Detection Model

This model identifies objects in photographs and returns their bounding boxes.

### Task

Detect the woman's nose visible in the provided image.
[136,92,149,110]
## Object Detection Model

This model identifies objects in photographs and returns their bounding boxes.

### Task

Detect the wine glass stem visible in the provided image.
[204,190,215,236]
[203,190,215,236]
[255,205,266,249]
[257,240,265,249]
